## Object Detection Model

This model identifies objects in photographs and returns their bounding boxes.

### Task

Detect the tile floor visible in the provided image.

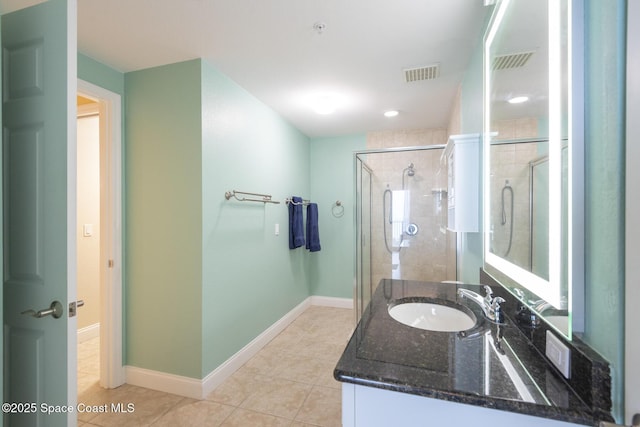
[77,305,353,426]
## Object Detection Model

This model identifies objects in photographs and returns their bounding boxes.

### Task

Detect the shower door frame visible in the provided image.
[355,157,373,321]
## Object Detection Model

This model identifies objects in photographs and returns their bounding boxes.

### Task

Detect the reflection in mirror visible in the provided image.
[483,0,571,337]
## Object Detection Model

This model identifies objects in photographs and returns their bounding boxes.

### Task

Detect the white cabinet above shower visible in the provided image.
[442,134,481,232]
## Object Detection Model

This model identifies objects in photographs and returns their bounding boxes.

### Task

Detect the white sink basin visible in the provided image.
[388,301,476,332]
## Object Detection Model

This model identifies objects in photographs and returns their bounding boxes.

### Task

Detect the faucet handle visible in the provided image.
[491,296,505,309]
[491,297,506,323]
[483,285,493,299]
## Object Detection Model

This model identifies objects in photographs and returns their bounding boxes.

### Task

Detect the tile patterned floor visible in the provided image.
[78,305,353,427]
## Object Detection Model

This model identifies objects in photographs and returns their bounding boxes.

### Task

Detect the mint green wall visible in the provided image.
[309,135,366,298]
[125,60,203,377]
[200,60,311,376]
[85,54,313,380]
[458,10,488,284]
[583,0,626,420]
[78,53,125,95]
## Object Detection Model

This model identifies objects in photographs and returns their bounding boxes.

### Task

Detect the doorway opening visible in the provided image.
[76,96,102,394]
[77,79,124,393]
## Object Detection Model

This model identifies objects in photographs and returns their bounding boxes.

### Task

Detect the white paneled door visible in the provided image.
[2,0,78,426]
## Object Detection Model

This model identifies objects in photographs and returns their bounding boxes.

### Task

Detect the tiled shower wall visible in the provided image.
[364,129,457,290]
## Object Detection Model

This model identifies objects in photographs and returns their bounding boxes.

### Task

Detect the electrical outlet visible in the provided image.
[546,330,571,379]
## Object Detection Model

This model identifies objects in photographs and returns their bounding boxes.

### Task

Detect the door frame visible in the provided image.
[77,78,124,389]
[625,0,639,422]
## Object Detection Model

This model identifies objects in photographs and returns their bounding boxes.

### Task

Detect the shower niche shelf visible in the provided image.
[442,134,480,232]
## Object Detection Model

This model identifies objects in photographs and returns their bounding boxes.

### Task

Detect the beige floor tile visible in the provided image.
[79,354,101,374]
[80,384,184,426]
[220,408,291,427]
[240,377,312,419]
[264,327,308,353]
[296,340,346,362]
[151,399,235,426]
[206,367,264,406]
[307,329,352,348]
[78,306,353,427]
[313,359,342,390]
[79,372,101,396]
[243,345,293,376]
[295,386,342,427]
[271,354,328,385]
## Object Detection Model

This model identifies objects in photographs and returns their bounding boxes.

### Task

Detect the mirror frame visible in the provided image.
[483,0,584,336]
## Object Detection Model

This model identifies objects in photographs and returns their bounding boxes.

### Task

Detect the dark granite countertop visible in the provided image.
[334,279,604,426]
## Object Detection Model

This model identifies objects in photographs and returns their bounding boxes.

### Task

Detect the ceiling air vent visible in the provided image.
[404,64,440,83]
[492,51,534,70]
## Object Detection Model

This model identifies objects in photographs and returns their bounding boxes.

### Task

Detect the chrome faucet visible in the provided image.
[458,285,505,323]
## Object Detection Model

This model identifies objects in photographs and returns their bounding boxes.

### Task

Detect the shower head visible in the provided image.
[401,163,415,190]
[406,163,415,177]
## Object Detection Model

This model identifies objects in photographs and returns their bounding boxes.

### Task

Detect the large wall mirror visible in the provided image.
[483,0,580,338]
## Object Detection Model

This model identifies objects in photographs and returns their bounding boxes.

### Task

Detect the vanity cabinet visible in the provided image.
[342,383,583,427]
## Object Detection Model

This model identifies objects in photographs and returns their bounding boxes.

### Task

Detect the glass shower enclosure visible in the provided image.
[355,146,458,320]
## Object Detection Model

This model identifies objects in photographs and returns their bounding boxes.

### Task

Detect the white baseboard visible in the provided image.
[78,323,100,343]
[310,296,353,309]
[125,295,353,399]
[125,366,204,399]
[200,296,313,397]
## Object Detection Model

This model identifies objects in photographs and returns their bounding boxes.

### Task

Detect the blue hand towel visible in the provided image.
[306,203,321,252]
[289,196,305,249]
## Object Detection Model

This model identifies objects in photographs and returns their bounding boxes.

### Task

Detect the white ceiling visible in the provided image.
[1,0,490,138]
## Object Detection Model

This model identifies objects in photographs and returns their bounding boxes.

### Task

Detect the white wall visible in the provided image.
[77,111,101,330]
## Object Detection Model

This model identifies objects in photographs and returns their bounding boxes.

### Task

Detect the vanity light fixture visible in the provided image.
[508,96,529,104]
[384,110,399,117]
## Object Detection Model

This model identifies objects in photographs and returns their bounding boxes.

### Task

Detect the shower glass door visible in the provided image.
[354,147,457,322]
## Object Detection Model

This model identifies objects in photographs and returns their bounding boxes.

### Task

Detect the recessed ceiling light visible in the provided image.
[384,110,399,117]
[508,96,529,104]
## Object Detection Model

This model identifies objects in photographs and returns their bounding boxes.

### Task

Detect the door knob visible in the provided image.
[21,301,63,319]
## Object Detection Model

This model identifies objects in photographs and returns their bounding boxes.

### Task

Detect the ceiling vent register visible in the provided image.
[492,51,535,70]
[404,64,440,83]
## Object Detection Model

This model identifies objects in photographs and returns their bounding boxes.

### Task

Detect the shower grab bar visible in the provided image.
[224,190,280,204]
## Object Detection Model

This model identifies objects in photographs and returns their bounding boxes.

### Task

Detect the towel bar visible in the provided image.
[285,198,310,206]
[224,190,280,204]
